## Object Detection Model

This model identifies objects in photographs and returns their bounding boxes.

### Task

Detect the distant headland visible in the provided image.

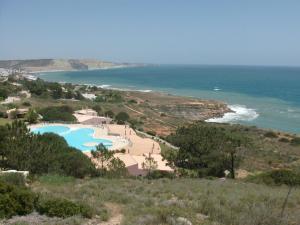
[0,59,141,73]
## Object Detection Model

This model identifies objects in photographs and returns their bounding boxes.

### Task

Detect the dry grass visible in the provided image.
[29,176,300,225]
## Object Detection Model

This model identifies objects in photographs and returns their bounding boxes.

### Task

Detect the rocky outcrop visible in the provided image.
[157,102,231,121]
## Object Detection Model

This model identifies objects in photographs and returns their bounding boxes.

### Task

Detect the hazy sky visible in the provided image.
[1,0,300,66]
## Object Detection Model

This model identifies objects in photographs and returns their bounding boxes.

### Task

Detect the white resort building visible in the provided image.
[73,108,112,125]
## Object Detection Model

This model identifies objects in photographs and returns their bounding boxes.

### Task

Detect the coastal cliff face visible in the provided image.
[157,102,231,121]
[124,91,231,135]
[0,59,127,72]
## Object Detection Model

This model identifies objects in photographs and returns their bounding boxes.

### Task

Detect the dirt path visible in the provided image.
[99,203,123,225]
[124,104,145,115]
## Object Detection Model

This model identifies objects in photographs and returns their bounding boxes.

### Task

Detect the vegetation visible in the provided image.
[264,131,278,138]
[0,88,8,100]
[25,108,39,124]
[23,175,300,225]
[91,144,114,170]
[291,137,300,146]
[0,180,37,219]
[0,179,93,220]
[115,111,130,124]
[167,122,249,178]
[0,121,95,178]
[0,74,300,224]
[38,105,76,122]
[94,90,123,103]
[142,153,158,176]
[0,173,26,187]
[246,169,300,186]
[36,197,93,218]
[91,144,127,177]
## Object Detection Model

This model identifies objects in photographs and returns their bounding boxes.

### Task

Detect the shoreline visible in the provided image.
[28,64,135,74]
[33,71,238,123]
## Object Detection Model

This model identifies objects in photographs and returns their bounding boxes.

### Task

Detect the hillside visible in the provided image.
[0,59,131,72]
[1,175,299,225]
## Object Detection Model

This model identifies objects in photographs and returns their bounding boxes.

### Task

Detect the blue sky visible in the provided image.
[0,0,300,66]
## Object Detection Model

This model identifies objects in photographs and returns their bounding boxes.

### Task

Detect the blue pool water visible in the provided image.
[32,125,113,151]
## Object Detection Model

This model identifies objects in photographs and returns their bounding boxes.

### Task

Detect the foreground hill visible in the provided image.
[1,175,299,225]
[0,59,132,72]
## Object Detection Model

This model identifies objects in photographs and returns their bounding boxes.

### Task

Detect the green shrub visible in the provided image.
[0,88,8,100]
[264,131,278,138]
[290,137,300,146]
[39,105,76,122]
[278,137,289,143]
[0,111,6,118]
[146,130,156,136]
[36,198,93,218]
[0,181,37,219]
[146,170,176,179]
[0,173,26,187]
[104,110,115,118]
[1,121,96,178]
[128,99,137,104]
[22,101,31,107]
[115,112,130,124]
[37,175,75,185]
[246,169,300,186]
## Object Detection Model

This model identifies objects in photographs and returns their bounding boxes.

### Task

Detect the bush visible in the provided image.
[1,121,96,178]
[128,99,137,104]
[0,111,6,118]
[105,110,115,118]
[115,112,130,124]
[290,137,300,146]
[278,137,289,143]
[264,131,278,138]
[246,169,300,186]
[0,173,26,187]
[0,181,37,219]
[146,130,156,136]
[22,101,31,107]
[25,109,39,124]
[146,170,176,179]
[0,88,8,100]
[39,105,76,122]
[36,198,93,218]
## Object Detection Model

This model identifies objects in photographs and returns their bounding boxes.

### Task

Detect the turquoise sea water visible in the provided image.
[37,65,300,134]
[32,125,112,151]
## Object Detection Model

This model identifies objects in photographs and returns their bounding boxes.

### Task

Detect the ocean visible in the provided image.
[37,65,300,134]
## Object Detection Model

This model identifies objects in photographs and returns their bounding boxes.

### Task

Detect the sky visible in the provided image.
[0,0,300,66]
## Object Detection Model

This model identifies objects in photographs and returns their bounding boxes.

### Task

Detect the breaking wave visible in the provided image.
[206,105,259,123]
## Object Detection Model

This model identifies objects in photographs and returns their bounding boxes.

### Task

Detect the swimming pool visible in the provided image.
[31,125,113,151]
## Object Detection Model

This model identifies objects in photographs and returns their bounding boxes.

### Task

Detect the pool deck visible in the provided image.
[30,123,172,175]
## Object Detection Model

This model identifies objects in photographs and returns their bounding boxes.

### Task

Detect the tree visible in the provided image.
[39,106,76,122]
[74,91,84,100]
[92,105,102,116]
[115,112,130,124]
[0,121,95,178]
[65,89,74,99]
[0,88,8,100]
[142,153,158,176]
[25,109,39,124]
[108,157,127,177]
[91,144,114,170]
[49,83,63,99]
[105,110,115,118]
[167,123,248,178]
[223,133,243,179]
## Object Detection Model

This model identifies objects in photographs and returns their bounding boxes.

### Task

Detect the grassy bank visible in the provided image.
[21,176,299,225]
